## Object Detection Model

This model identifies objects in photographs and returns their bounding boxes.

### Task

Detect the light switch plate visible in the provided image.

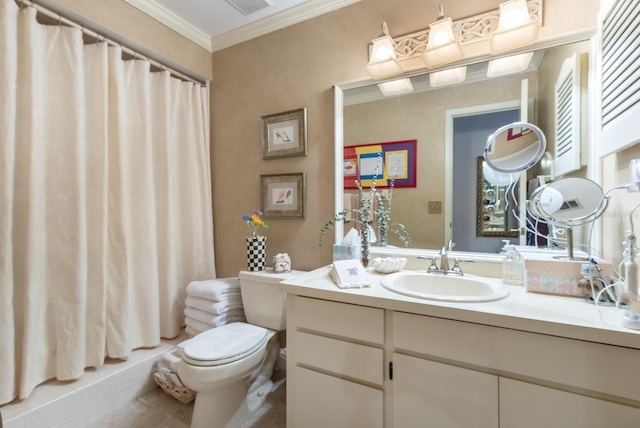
[428,201,442,214]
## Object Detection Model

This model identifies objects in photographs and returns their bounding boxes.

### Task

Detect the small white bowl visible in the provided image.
[372,257,407,274]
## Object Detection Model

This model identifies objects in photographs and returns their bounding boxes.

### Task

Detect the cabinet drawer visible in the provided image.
[295,331,384,385]
[293,296,384,345]
[291,366,383,428]
[393,311,640,403]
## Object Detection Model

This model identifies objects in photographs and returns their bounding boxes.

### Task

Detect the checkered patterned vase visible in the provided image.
[246,236,267,271]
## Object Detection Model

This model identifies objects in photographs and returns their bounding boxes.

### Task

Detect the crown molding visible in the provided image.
[211,0,362,52]
[126,0,361,53]
[125,0,213,52]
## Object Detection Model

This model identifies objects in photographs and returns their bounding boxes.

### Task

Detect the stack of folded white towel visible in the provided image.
[184,277,247,337]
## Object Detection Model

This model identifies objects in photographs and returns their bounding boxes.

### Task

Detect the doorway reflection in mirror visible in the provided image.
[476,157,519,238]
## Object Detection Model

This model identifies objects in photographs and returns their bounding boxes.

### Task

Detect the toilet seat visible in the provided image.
[183,322,269,367]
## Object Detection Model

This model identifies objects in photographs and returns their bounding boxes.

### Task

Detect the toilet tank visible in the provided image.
[238,269,306,330]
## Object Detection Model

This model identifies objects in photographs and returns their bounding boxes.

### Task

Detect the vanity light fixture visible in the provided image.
[490,0,539,54]
[377,78,414,96]
[363,1,542,81]
[429,66,467,88]
[421,5,464,69]
[486,52,534,77]
[538,186,564,215]
[365,22,404,80]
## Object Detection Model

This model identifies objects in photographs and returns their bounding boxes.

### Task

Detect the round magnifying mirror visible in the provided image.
[528,177,606,225]
[483,122,547,174]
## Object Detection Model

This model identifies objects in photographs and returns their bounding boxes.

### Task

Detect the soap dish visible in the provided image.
[372,257,407,273]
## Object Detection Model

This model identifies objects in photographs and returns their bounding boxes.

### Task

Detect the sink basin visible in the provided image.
[380,272,509,303]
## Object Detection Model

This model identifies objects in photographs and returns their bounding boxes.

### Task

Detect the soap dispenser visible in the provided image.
[502,245,523,285]
[622,231,639,302]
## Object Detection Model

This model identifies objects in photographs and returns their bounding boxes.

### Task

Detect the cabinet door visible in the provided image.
[291,366,383,428]
[393,353,499,428]
[500,378,640,427]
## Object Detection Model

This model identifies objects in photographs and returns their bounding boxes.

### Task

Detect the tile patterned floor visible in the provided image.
[0,330,286,428]
[92,372,286,428]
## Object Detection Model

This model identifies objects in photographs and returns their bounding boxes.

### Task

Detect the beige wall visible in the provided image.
[211,0,601,276]
[602,148,640,265]
[42,0,610,276]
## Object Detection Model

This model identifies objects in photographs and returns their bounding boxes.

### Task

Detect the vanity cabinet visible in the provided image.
[287,295,640,427]
[393,311,640,426]
[287,296,385,428]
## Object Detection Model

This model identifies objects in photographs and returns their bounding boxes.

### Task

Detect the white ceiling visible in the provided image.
[125,0,361,52]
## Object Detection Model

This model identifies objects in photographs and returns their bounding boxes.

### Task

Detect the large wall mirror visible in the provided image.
[334,33,597,256]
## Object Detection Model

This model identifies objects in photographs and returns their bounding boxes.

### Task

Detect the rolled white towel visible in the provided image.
[185,325,201,337]
[185,317,216,333]
[185,295,244,315]
[161,349,183,373]
[185,308,246,327]
[186,278,242,300]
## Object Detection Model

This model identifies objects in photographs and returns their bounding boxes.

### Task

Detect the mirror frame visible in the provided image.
[333,30,599,260]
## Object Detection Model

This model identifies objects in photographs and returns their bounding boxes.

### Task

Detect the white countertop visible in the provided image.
[280,266,640,350]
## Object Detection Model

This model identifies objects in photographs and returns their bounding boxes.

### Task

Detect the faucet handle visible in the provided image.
[418,255,439,273]
[451,260,463,275]
[451,258,474,276]
[427,259,439,273]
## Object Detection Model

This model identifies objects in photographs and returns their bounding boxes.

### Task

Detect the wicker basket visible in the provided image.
[153,372,196,404]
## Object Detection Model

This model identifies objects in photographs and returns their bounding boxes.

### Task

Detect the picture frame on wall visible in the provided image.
[343,140,417,189]
[261,108,308,159]
[260,173,306,218]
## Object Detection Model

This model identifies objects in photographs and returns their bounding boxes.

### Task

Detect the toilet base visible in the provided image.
[190,378,274,428]
[247,379,273,416]
[185,333,282,428]
[190,379,248,428]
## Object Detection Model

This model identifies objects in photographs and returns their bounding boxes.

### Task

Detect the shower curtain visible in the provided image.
[0,0,215,404]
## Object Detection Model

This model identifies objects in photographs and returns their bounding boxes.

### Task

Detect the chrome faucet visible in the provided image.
[447,240,456,252]
[439,246,450,272]
[418,246,465,275]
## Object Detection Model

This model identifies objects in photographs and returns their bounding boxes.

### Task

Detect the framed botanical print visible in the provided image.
[261,108,308,159]
[260,173,306,218]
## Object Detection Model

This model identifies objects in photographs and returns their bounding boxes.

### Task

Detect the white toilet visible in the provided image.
[178,269,303,428]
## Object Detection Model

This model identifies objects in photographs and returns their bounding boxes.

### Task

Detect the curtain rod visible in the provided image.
[16,0,207,86]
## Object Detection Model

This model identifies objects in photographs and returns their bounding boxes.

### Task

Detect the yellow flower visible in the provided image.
[243,209,268,237]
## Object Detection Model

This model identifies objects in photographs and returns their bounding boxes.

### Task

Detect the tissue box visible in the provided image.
[521,251,613,297]
[332,244,361,262]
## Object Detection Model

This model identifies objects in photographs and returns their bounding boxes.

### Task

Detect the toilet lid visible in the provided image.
[183,322,269,367]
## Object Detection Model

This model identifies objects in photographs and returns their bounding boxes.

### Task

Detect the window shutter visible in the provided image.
[599,0,640,156]
[554,53,581,176]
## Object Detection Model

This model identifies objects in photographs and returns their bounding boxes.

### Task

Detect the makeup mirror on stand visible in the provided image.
[483,121,547,174]
[483,121,608,260]
[527,177,608,260]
